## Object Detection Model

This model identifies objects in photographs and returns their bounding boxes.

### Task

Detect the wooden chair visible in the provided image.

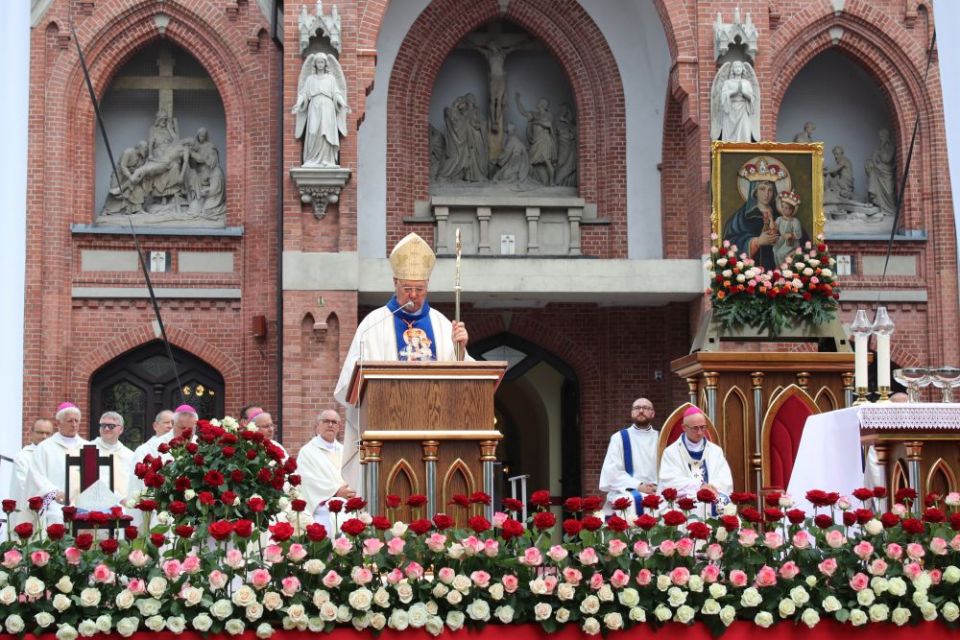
[657,402,720,473]
[760,384,819,491]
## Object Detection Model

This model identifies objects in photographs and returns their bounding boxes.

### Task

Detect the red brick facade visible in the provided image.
[24,0,959,498]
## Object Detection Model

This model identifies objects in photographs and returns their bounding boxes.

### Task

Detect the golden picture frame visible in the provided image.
[711,141,825,271]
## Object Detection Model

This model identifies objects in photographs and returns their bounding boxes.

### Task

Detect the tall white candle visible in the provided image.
[855,334,868,390]
[877,333,891,387]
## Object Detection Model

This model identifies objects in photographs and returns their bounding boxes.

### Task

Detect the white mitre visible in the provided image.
[389,232,436,281]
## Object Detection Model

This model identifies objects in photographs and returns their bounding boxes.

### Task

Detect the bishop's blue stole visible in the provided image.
[619,428,644,511]
[682,434,715,515]
[387,295,438,361]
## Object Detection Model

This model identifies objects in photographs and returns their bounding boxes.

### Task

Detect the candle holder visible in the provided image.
[850,310,872,404]
[876,386,892,403]
[853,386,871,406]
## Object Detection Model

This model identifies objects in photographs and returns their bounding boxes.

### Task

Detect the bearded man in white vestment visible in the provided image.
[334,233,469,492]
[7,419,54,526]
[599,398,659,518]
[298,410,357,533]
[91,411,135,502]
[659,407,734,516]
[28,402,89,523]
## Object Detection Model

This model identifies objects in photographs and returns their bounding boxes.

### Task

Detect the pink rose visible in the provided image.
[502,574,519,593]
[128,578,146,595]
[224,549,245,569]
[386,537,405,556]
[701,564,721,583]
[543,575,558,594]
[127,549,148,567]
[470,570,491,588]
[868,558,888,576]
[930,569,943,585]
[93,563,115,584]
[562,567,583,585]
[426,533,447,553]
[608,539,628,557]
[951,535,960,552]
[405,562,424,580]
[670,566,691,586]
[825,530,845,548]
[610,569,630,589]
[322,570,342,588]
[636,569,653,586]
[521,547,543,566]
[931,537,949,555]
[886,543,903,560]
[30,550,50,567]
[362,538,385,556]
[548,545,569,562]
[677,538,696,557]
[848,572,869,591]
[903,562,923,580]
[729,569,748,588]
[891,503,907,516]
[906,542,926,560]
[659,539,677,556]
[818,558,838,576]
[578,547,599,565]
[353,567,373,585]
[853,541,874,560]
[64,547,82,565]
[462,536,484,556]
[483,539,499,557]
[386,568,403,585]
[287,543,307,562]
[437,567,455,584]
[754,565,777,588]
[738,529,758,547]
[281,576,301,596]
[2,550,21,568]
[492,511,508,527]
[263,545,283,563]
[792,531,811,549]
[249,568,272,589]
[332,536,352,555]
[182,555,201,574]
[208,570,228,590]
[706,543,724,561]
[589,572,605,590]
[163,559,183,579]
[633,540,652,558]
[778,561,800,580]
[763,531,783,549]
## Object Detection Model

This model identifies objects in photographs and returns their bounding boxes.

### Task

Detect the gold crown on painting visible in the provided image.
[389,233,436,281]
[778,190,801,207]
[738,159,786,182]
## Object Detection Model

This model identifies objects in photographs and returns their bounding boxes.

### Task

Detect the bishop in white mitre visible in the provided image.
[333,233,470,491]
[298,409,356,533]
[27,402,89,524]
[659,407,734,517]
[599,398,660,518]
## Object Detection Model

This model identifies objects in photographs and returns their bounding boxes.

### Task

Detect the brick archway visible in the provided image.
[384,0,626,257]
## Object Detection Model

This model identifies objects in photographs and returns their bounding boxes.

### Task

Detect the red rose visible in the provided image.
[468,515,491,533]
[385,495,402,509]
[786,509,806,524]
[582,496,603,512]
[13,522,33,539]
[124,526,138,540]
[287,473,301,487]
[257,468,272,483]
[923,507,946,523]
[697,487,717,503]
[169,501,188,515]
[563,497,583,512]
[662,510,687,527]
[99,538,119,554]
[661,487,678,502]
[340,518,366,537]
[234,519,254,538]
[805,490,839,507]
[149,533,165,547]
[432,513,455,530]
[902,518,925,534]
[501,518,525,540]
[158,443,170,454]
[408,519,432,535]
[530,490,552,508]
[814,514,835,529]
[502,498,523,512]
[563,518,583,535]
[185,443,198,454]
[764,508,784,522]
[582,516,604,531]
[208,520,235,541]
[450,494,470,508]
[372,516,392,531]
[895,488,917,503]
[924,493,941,507]
[327,499,343,514]
[345,497,367,512]
[247,497,266,513]
[532,511,556,530]
[842,512,857,526]
[246,449,258,461]
[740,507,762,524]
[872,486,887,499]
[174,476,191,492]
[611,497,632,511]
[219,432,237,445]
[89,511,111,524]
[144,472,165,488]
[305,523,327,541]
[284,457,298,473]
[677,497,696,511]
[75,533,94,550]
[855,508,874,525]
[230,470,245,483]
[950,513,960,531]
[221,491,238,506]
[27,496,44,512]
[175,524,195,539]
[764,492,782,507]
[222,446,236,458]
[719,515,740,531]
[641,494,662,510]
[635,514,657,530]
[203,470,225,487]
[290,499,307,513]
[46,524,66,540]
[606,515,628,532]
[687,521,711,540]
[469,491,491,505]
[110,506,124,519]
[1,499,15,513]
[852,487,874,502]
[269,522,295,542]
[198,491,216,506]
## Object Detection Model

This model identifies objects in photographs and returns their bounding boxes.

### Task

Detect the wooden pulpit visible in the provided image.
[347,360,507,519]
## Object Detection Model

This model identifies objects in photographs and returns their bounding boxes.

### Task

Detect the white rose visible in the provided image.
[580,595,601,615]
[603,612,624,631]
[0,571,7,586]
[741,588,762,608]
[887,577,907,597]
[233,585,258,608]
[675,605,695,624]
[891,607,911,626]
[184,489,196,500]
[581,617,601,636]
[245,603,264,622]
[114,589,135,610]
[425,615,444,637]
[849,609,868,626]
[115,617,139,637]
[557,583,576,601]
[821,596,841,613]
[144,616,165,632]
[701,599,721,615]
[629,607,646,622]
[24,576,45,599]
[856,588,875,606]
[53,593,72,612]
[709,583,727,599]
[654,605,672,622]
[0,585,16,605]
[390,522,408,537]
[263,591,284,611]
[304,559,325,575]
[801,608,820,628]
[256,622,275,638]
[597,584,614,602]
[446,611,465,631]
[466,599,491,621]
[166,616,186,633]
[368,613,386,631]
[790,586,810,606]
[388,609,410,630]
[716,527,728,542]
[719,606,736,626]
[225,619,246,635]
[147,577,167,599]
[446,590,463,605]
[373,588,391,608]
[555,607,571,623]
[56,576,74,593]
[920,601,938,621]
[210,598,234,620]
[618,587,640,607]
[288,604,308,622]
[5,615,24,634]
[395,583,414,604]
[431,583,448,598]
[942,602,960,622]
[869,604,889,622]
[805,575,817,587]
[864,519,883,535]
[57,623,80,640]
[313,589,331,607]
[668,587,688,608]
[488,583,504,601]
[338,604,353,623]
[183,586,204,607]
[35,612,56,628]
[688,575,704,592]
[495,605,515,624]
[656,574,671,591]
[319,602,338,621]
[79,587,102,608]
[451,575,472,593]
[870,577,889,594]
[754,612,774,628]
[349,588,373,611]
[534,603,553,620]
[778,598,796,618]
[944,566,960,584]
[76,621,96,640]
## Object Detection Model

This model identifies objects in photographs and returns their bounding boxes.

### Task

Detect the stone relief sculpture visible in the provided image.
[554,103,578,187]
[491,123,530,183]
[516,93,557,186]
[98,113,226,224]
[865,128,896,214]
[792,121,817,143]
[710,60,761,142]
[438,94,488,182]
[293,53,349,168]
[823,145,855,201]
[298,1,341,55]
[429,124,446,180]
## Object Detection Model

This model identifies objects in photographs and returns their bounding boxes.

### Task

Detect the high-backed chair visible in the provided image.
[657,402,720,473]
[760,385,819,491]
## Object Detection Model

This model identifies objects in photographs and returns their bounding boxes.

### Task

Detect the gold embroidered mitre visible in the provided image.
[389,233,436,281]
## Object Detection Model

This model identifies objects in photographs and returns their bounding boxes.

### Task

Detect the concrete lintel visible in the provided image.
[72,287,241,299]
[839,289,927,303]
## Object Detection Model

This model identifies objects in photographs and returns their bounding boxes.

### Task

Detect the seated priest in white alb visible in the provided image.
[91,411,134,503]
[659,407,733,516]
[127,410,174,511]
[598,398,659,518]
[298,409,357,534]
[252,411,288,460]
[334,232,470,490]
[27,402,90,523]
[7,418,54,527]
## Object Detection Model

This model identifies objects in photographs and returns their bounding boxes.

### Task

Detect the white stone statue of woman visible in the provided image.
[710,60,760,142]
[865,128,896,214]
[293,53,349,167]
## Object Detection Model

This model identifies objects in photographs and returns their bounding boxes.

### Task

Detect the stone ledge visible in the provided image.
[72,287,241,299]
[72,224,244,237]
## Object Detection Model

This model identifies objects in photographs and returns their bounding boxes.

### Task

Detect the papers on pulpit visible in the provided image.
[75,479,122,512]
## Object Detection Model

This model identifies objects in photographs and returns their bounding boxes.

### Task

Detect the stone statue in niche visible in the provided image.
[792,121,817,143]
[823,145,855,201]
[438,94,488,182]
[491,123,530,183]
[293,53,349,168]
[865,128,896,215]
[822,141,893,232]
[515,93,557,185]
[429,124,446,180]
[102,141,148,215]
[710,60,760,142]
[554,103,578,187]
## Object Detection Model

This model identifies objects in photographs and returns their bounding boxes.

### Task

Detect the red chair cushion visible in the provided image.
[767,395,813,490]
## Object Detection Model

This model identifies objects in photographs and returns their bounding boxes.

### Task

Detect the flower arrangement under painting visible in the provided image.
[706,234,841,336]
[3,481,960,638]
